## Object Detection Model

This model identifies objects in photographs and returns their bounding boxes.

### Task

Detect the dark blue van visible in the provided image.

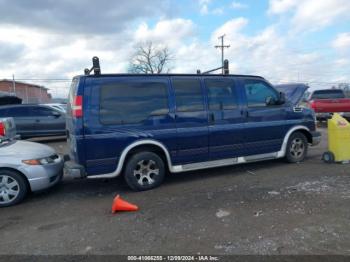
[65,67,321,191]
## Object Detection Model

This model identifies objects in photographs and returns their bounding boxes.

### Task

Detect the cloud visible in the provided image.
[268,0,297,14]
[292,0,350,31]
[332,32,350,50]
[134,19,195,48]
[199,0,211,15]
[0,0,169,34]
[199,0,224,15]
[211,17,248,40]
[268,0,350,32]
[0,41,26,64]
[231,1,248,10]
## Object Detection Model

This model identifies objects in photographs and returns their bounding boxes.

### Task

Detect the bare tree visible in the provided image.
[129,42,172,74]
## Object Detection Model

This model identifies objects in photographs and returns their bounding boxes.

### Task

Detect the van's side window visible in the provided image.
[206,79,237,110]
[100,81,168,125]
[244,79,279,107]
[173,78,204,112]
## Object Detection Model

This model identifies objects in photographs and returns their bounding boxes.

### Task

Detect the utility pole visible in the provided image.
[215,34,230,74]
[12,74,16,95]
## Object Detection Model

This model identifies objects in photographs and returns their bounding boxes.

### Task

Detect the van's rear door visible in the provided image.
[66,77,85,164]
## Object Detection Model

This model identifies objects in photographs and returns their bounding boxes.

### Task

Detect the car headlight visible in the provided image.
[22,156,55,165]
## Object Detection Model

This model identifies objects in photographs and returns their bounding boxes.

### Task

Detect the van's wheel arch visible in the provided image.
[124,151,165,191]
[285,131,308,163]
[0,169,28,207]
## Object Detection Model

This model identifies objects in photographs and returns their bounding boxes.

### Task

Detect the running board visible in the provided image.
[173,152,280,173]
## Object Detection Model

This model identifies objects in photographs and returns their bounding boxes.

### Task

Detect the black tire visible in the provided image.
[0,170,28,207]
[124,152,165,191]
[285,132,308,163]
[322,151,335,163]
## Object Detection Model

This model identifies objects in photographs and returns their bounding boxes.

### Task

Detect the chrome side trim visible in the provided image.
[244,152,278,161]
[181,157,238,171]
[174,152,279,173]
[88,139,174,179]
[87,126,311,179]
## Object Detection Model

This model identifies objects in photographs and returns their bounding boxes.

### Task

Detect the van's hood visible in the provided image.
[274,83,309,105]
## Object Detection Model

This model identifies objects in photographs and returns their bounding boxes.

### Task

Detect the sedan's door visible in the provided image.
[5,106,34,137]
[205,78,246,160]
[30,106,65,136]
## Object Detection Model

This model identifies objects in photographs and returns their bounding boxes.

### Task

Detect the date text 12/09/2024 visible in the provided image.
[127,256,219,261]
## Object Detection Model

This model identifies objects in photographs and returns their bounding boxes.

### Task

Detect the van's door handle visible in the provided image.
[241,110,249,117]
[209,112,215,124]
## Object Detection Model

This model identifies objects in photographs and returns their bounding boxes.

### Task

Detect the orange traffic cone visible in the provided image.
[111,195,139,214]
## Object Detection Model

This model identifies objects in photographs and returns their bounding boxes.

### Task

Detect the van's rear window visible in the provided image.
[100,81,169,125]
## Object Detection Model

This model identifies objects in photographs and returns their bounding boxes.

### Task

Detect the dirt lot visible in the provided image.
[1,127,350,255]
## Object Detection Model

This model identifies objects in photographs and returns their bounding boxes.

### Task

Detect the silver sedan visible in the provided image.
[0,139,63,207]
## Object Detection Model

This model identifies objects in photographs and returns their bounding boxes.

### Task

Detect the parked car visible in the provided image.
[42,103,67,113]
[0,104,66,138]
[0,118,63,207]
[305,89,350,121]
[64,72,321,191]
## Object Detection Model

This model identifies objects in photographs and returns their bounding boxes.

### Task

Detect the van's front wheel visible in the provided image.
[124,152,165,191]
[285,132,308,163]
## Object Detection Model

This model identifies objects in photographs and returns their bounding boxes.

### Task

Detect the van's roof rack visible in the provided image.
[84,56,101,76]
[197,59,229,75]
[82,57,264,79]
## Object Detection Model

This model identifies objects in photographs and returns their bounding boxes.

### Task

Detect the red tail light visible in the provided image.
[0,122,5,137]
[72,95,83,118]
[308,100,316,110]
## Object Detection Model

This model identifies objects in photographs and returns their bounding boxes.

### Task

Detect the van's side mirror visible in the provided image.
[265,96,276,106]
[278,92,286,105]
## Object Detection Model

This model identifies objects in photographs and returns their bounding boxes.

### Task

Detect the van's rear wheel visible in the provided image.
[124,152,165,191]
[285,132,308,163]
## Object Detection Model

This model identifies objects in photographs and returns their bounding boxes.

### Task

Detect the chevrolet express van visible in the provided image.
[65,71,321,191]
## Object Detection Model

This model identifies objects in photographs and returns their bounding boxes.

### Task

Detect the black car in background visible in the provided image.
[0,104,66,138]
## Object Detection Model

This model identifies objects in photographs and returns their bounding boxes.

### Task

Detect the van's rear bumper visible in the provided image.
[64,160,86,179]
[311,131,321,146]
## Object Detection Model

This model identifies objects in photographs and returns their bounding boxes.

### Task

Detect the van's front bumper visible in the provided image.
[311,131,321,146]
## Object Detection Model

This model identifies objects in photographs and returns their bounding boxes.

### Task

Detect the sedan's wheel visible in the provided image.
[285,132,308,163]
[124,152,165,191]
[0,170,28,207]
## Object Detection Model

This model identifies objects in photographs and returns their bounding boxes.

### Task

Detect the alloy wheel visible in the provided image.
[0,175,20,205]
[133,159,160,186]
[290,138,305,158]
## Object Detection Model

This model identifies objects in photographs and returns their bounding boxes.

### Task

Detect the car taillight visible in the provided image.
[0,122,5,136]
[72,95,83,118]
[309,100,315,109]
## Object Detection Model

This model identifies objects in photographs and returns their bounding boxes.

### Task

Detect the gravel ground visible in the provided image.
[1,127,350,255]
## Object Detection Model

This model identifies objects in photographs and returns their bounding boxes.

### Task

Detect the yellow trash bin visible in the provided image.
[323,113,350,163]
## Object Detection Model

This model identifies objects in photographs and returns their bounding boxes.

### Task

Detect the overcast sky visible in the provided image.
[0,0,350,97]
